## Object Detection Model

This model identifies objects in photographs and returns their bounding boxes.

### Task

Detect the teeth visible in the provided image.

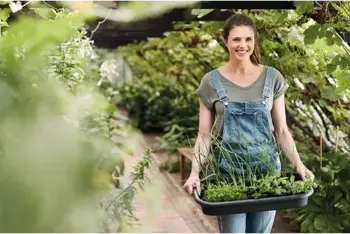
[236,50,247,55]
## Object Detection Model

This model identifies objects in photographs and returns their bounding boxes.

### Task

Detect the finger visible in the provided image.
[196,181,201,195]
[188,186,193,195]
[183,183,190,194]
[309,172,315,181]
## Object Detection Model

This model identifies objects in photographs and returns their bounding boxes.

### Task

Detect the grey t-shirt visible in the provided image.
[196,65,289,136]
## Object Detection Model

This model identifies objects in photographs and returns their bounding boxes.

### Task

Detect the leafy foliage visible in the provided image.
[115,24,227,149]
[294,1,314,14]
[0,6,150,233]
[203,174,313,202]
[284,149,350,233]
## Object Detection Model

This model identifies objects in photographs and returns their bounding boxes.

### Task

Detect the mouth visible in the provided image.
[235,49,249,56]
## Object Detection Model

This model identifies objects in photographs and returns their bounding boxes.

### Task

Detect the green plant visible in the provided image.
[283,150,350,233]
[204,183,247,202]
[116,74,199,135]
[194,132,314,203]
[0,5,150,232]
[202,174,313,202]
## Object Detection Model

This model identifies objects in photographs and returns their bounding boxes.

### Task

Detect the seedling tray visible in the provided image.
[193,176,314,216]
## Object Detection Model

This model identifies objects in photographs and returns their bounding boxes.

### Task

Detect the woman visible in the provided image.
[183,14,314,233]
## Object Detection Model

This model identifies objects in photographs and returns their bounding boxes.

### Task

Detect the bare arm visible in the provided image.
[271,94,314,180]
[190,99,214,176]
[183,98,214,194]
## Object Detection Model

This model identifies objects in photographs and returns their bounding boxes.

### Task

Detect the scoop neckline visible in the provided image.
[216,65,267,90]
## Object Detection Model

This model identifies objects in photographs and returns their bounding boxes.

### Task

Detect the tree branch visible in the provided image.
[90,9,112,40]
[311,100,332,144]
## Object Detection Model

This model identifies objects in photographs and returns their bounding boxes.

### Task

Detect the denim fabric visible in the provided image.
[217,210,276,233]
[210,67,281,233]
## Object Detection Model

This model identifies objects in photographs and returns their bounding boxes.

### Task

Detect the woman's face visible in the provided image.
[225,25,255,62]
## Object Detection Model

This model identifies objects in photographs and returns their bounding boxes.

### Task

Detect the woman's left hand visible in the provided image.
[296,163,315,181]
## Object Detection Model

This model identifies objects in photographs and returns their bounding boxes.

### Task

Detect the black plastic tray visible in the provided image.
[193,183,314,216]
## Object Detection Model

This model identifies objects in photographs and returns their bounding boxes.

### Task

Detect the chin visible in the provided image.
[233,55,251,62]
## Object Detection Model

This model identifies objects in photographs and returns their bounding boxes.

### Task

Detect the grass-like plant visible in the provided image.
[193,131,314,202]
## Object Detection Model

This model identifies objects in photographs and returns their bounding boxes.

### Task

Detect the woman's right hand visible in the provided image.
[183,172,200,195]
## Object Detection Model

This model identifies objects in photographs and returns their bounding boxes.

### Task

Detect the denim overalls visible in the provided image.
[210,67,281,233]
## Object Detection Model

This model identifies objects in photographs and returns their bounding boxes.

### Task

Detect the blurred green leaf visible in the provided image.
[191,9,214,18]
[304,24,321,45]
[0,8,10,21]
[0,1,11,5]
[295,1,314,14]
[31,8,57,19]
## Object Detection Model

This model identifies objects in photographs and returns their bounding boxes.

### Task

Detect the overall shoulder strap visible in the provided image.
[210,69,229,105]
[262,66,276,100]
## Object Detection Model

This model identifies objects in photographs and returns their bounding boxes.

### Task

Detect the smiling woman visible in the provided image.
[183,14,314,233]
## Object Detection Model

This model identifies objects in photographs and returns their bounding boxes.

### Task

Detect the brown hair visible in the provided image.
[223,14,261,65]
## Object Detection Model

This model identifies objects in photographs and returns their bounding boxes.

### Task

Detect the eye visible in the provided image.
[246,37,253,41]
[232,38,240,42]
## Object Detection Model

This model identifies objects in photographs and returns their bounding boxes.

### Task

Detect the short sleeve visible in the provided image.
[273,69,289,99]
[196,73,216,111]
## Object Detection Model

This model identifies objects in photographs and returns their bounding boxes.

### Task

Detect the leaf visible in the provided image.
[0,21,8,27]
[301,219,313,233]
[325,30,337,46]
[0,1,11,5]
[333,191,343,203]
[304,25,321,45]
[320,167,330,173]
[339,56,350,69]
[31,8,56,19]
[337,168,350,181]
[191,9,214,19]
[272,11,289,25]
[331,2,350,20]
[337,71,350,92]
[321,86,339,101]
[295,1,314,14]
[0,8,10,21]
[314,215,328,231]
[326,62,337,75]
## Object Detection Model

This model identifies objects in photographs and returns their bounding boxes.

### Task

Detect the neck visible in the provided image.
[226,58,256,75]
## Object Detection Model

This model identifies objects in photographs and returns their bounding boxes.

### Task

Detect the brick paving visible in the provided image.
[123,148,215,233]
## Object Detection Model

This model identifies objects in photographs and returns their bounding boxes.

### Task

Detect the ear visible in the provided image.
[223,38,228,48]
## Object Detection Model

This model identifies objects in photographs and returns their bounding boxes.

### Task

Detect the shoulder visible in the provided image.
[265,66,289,99]
[264,66,283,78]
[198,69,217,88]
[264,66,287,83]
[196,70,220,111]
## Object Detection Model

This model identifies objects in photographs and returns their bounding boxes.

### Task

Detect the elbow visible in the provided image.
[197,131,211,141]
[274,126,290,139]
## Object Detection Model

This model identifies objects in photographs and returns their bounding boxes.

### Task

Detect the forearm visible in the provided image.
[190,134,211,176]
[275,129,303,169]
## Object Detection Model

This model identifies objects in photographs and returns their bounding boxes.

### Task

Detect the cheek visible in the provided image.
[228,42,239,49]
[248,41,255,49]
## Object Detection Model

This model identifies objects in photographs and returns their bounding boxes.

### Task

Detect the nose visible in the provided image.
[238,41,246,48]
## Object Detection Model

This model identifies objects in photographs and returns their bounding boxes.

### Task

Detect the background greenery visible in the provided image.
[111,2,350,232]
[0,2,159,232]
[0,0,349,233]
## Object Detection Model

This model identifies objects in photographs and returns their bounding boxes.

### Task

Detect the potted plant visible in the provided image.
[192,136,314,215]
